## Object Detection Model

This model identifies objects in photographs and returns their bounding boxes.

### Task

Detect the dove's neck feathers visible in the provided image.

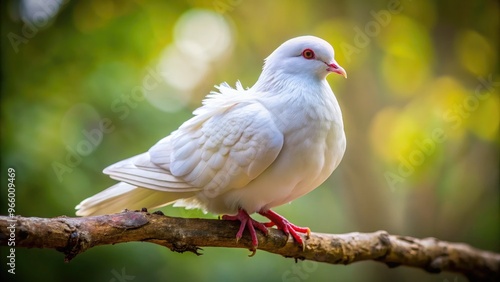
[251,64,343,124]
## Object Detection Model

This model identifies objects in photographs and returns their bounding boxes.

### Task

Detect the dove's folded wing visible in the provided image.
[102,89,283,200]
[152,100,284,197]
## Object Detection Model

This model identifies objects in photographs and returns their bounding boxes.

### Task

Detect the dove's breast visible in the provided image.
[218,86,346,214]
[262,115,346,209]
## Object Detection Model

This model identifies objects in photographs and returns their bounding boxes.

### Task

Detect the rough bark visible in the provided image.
[1,211,499,281]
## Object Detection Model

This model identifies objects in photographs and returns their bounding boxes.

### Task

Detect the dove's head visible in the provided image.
[263,35,347,80]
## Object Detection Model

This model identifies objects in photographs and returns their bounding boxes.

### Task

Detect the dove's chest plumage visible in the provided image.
[221,83,346,213]
[266,90,345,203]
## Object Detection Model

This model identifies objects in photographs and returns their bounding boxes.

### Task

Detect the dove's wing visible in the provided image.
[152,99,285,196]
[103,88,284,199]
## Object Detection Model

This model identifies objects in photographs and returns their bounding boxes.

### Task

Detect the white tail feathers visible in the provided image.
[75,182,196,216]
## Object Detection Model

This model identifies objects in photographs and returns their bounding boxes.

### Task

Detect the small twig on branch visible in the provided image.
[1,211,499,281]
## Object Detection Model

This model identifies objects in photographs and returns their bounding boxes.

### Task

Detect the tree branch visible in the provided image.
[1,211,498,281]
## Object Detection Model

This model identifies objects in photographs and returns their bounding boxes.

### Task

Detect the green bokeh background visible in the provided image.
[1,0,498,281]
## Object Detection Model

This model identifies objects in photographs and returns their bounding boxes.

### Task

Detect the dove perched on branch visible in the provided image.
[76,35,347,253]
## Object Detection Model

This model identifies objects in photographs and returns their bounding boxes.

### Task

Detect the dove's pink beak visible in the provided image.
[326,62,347,78]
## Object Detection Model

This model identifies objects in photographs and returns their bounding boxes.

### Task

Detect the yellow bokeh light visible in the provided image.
[466,88,499,141]
[378,15,433,98]
[456,29,496,77]
[422,76,469,140]
[370,106,427,163]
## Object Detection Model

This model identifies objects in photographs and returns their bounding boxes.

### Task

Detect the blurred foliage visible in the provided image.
[1,0,498,281]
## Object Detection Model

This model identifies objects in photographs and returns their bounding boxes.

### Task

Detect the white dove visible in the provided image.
[76,35,347,252]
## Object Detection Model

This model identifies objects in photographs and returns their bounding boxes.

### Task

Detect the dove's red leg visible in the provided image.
[259,209,311,247]
[222,209,268,254]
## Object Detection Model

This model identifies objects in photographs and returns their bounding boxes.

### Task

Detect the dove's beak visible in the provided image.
[326,62,347,78]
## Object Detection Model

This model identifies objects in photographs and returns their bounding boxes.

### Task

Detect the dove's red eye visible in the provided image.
[302,49,315,59]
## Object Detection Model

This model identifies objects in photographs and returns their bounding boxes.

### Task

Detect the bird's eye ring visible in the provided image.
[301,49,315,59]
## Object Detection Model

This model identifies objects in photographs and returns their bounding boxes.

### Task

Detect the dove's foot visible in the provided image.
[259,209,310,249]
[222,209,269,255]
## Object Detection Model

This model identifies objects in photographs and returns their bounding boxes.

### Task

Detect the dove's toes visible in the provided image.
[222,214,245,243]
[253,220,269,236]
[263,221,276,228]
[286,225,310,250]
[259,209,310,249]
[222,208,268,252]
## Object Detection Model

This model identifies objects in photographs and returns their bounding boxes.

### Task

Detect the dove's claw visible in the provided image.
[222,209,268,250]
[248,249,257,257]
[221,209,309,251]
[259,209,310,249]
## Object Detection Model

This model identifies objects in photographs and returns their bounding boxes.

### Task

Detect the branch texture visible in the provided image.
[1,211,499,281]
